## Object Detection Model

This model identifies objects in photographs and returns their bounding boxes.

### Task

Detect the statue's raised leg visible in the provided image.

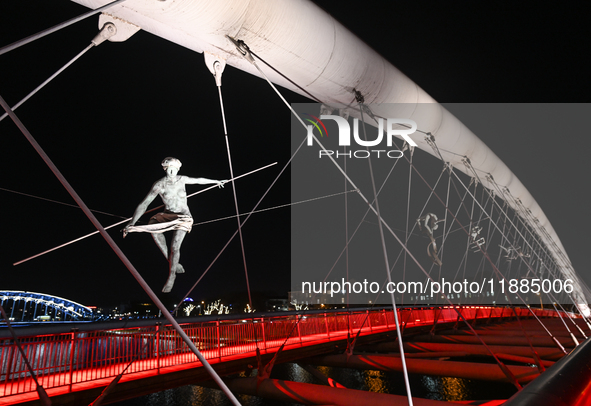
[153,232,184,277]
[162,270,176,293]
[162,230,187,292]
[152,233,168,259]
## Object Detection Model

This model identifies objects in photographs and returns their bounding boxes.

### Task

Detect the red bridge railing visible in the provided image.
[0,306,563,401]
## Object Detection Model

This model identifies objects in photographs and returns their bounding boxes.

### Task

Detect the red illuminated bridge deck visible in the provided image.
[0,306,567,405]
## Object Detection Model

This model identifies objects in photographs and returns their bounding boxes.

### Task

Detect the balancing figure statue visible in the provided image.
[417,212,444,266]
[124,157,226,292]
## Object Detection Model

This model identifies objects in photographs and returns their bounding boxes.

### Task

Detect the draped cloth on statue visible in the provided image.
[124,212,193,236]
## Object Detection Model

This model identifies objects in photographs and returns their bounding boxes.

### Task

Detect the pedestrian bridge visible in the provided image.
[0,306,580,405]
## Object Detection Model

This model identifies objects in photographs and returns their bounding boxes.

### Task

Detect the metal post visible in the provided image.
[216,321,222,361]
[261,318,267,353]
[6,343,15,385]
[297,315,303,346]
[69,329,77,391]
[367,310,373,332]
[431,307,441,334]
[20,301,26,322]
[324,313,330,338]
[453,307,461,330]
[10,299,16,319]
[472,307,479,326]
[155,323,161,374]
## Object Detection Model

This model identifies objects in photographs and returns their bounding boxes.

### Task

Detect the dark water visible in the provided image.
[113,363,518,405]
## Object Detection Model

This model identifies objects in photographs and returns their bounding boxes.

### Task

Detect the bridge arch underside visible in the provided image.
[0,291,93,322]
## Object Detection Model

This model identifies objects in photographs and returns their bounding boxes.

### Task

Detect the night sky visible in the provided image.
[1,1,589,309]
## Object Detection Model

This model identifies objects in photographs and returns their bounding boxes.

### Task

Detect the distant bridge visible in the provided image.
[1,305,584,405]
[0,291,94,322]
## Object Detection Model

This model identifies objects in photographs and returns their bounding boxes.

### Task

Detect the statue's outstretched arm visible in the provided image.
[128,185,160,226]
[184,176,226,188]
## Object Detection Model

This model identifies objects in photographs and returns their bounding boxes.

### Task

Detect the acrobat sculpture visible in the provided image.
[124,157,226,292]
[417,212,444,266]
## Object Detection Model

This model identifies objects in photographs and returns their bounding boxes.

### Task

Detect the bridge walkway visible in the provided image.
[0,306,564,405]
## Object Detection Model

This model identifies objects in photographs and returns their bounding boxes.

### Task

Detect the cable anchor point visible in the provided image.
[443,161,453,173]
[226,35,255,64]
[91,22,117,46]
[204,52,226,87]
[338,108,350,121]
[461,156,472,168]
[401,141,415,155]
[462,157,479,186]
[425,132,445,161]
[353,89,378,121]
[353,89,364,104]
[425,132,436,144]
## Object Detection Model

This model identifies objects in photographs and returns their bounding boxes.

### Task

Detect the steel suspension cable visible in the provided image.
[441,147,585,345]
[321,157,416,287]
[174,111,351,309]
[552,301,580,346]
[0,0,127,56]
[0,186,127,219]
[493,203,507,270]
[374,165,461,306]
[472,192,499,292]
[510,305,547,373]
[447,185,476,283]
[175,134,309,307]
[244,48,323,104]
[452,179,491,303]
[403,147,414,303]
[394,139,567,366]
[344,143,350,306]
[213,68,252,307]
[89,329,156,406]
[466,180,495,286]
[233,37,419,401]
[504,207,521,281]
[555,300,588,339]
[437,166,569,358]
[464,180,479,282]
[505,193,565,264]
[481,171,570,288]
[441,176,475,286]
[231,38,528,389]
[399,165,457,305]
[437,164,452,273]
[358,103,414,405]
[0,305,51,406]
[0,44,95,123]
[13,163,275,266]
[509,192,591,308]
[448,169,568,354]
[191,189,357,227]
[466,167,562,286]
[475,170,589,321]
